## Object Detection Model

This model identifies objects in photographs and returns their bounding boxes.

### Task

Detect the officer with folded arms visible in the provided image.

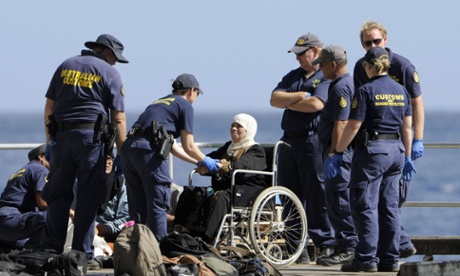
[324,47,416,273]
[41,34,128,261]
[120,73,219,241]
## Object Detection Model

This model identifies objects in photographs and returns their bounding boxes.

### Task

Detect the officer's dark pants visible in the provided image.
[350,140,403,268]
[121,138,171,242]
[0,207,46,249]
[278,135,334,247]
[41,130,105,259]
[322,147,357,252]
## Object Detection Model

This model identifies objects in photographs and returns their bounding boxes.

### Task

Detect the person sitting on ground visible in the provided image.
[167,183,184,233]
[174,113,267,243]
[95,155,129,244]
[0,145,50,251]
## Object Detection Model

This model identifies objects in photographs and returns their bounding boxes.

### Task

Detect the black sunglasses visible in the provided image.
[296,50,307,57]
[363,38,383,47]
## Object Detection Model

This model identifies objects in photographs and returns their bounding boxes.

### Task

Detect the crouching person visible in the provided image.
[0,145,50,251]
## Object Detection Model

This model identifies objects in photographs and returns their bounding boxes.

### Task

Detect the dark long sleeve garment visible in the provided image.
[206,142,267,191]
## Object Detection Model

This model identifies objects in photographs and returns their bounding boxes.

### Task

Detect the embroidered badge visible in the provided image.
[339,97,347,109]
[413,71,419,83]
[352,98,358,109]
[312,79,321,88]
[121,86,125,96]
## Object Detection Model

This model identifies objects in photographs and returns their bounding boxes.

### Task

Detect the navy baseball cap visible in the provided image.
[28,144,46,161]
[85,34,129,63]
[174,73,203,94]
[364,47,389,65]
[288,33,324,54]
[312,45,347,65]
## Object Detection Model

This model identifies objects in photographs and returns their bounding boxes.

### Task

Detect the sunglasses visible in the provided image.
[296,48,311,56]
[363,38,383,47]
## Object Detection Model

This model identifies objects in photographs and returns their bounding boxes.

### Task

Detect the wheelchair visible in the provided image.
[187,141,308,267]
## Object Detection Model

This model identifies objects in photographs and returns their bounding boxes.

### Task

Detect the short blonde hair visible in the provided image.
[360,21,388,42]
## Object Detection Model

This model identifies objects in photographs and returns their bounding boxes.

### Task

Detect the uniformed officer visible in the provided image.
[270,33,335,263]
[120,73,219,241]
[41,34,128,260]
[353,21,424,258]
[313,45,357,266]
[0,145,49,250]
[325,47,416,272]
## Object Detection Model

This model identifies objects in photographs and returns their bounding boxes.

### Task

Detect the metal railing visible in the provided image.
[1,142,460,210]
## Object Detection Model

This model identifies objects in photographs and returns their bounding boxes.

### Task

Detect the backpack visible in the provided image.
[159,232,212,258]
[201,255,239,276]
[8,248,61,275]
[113,221,167,276]
[60,249,88,276]
[163,254,215,276]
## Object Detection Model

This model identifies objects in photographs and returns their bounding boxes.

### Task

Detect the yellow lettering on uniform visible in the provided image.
[60,70,102,88]
[153,97,176,106]
[9,168,26,181]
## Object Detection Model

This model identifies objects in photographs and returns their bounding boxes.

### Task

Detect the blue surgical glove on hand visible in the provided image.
[201,156,220,174]
[402,157,417,181]
[324,153,343,180]
[411,139,424,160]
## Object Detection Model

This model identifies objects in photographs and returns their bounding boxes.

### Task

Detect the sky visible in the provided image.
[1,1,458,115]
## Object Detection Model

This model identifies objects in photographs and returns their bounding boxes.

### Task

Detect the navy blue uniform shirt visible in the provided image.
[273,67,330,132]
[45,50,125,122]
[350,75,412,133]
[353,48,422,99]
[318,73,354,143]
[131,94,194,138]
[0,161,48,212]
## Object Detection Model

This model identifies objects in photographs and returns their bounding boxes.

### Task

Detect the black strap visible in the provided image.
[371,133,400,141]
[127,127,152,138]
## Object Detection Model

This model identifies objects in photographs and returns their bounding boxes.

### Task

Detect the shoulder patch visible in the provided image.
[352,98,358,109]
[121,86,125,96]
[339,97,347,109]
[413,71,419,83]
[312,79,321,88]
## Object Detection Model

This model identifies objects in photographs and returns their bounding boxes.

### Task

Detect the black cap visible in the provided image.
[85,34,129,63]
[173,73,203,94]
[28,144,46,161]
[364,47,389,65]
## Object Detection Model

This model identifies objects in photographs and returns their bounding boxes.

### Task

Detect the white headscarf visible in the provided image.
[226,113,258,157]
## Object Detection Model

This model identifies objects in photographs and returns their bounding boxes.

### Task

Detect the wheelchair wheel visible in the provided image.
[249,186,307,267]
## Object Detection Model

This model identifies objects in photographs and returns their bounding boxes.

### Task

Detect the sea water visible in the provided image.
[1,111,459,261]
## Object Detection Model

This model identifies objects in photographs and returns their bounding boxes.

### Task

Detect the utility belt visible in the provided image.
[57,121,95,131]
[47,114,113,146]
[354,129,400,148]
[284,130,316,138]
[127,120,174,159]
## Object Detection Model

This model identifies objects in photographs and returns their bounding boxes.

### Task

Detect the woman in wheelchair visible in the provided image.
[174,113,267,243]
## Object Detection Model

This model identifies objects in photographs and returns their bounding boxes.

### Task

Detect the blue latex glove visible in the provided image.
[45,143,51,162]
[324,153,343,180]
[411,139,424,160]
[402,157,417,181]
[201,156,220,174]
